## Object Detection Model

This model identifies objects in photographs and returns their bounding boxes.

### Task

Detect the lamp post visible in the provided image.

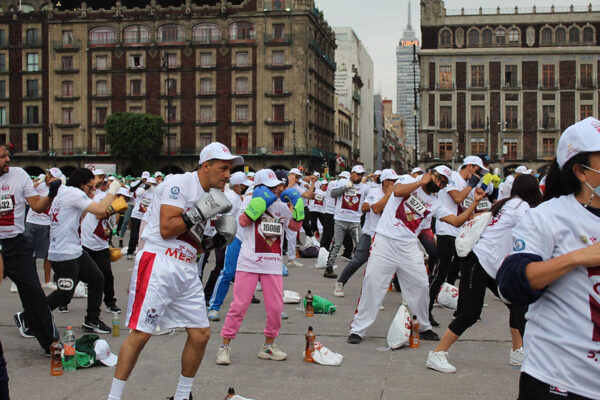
[49,123,55,167]
[292,118,297,167]
[162,50,171,173]
[412,44,418,167]
[485,116,490,156]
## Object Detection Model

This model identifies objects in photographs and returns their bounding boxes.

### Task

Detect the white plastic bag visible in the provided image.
[231,395,255,400]
[455,211,492,257]
[283,290,301,304]
[386,304,411,349]
[436,282,459,310]
[315,247,329,269]
[312,342,343,366]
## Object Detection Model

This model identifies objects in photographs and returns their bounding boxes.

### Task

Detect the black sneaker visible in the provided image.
[347,333,362,344]
[429,314,440,327]
[420,329,440,341]
[58,306,69,313]
[82,319,111,334]
[118,239,123,248]
[166,393,193,400]
[105,305,122,314]
[251,295,260,304]
[323,269,337,279]
[14,312,34,338]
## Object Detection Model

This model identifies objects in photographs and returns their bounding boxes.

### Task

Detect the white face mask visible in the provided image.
[583,165,600,197]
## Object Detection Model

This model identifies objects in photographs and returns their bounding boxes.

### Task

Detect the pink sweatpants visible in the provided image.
[220,271,283,340]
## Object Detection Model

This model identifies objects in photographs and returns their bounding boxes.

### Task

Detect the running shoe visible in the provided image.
[333,282,345,297]
[105,305,122,314]
[208,310,220,321]
[426,351,456,373]
[287,260,303,268]
[42,281,57,291]
[347,333,362,344]
[82,319,111,334]
[14,312,34,338]
[323,269,337,279]
[166,393,193,400]
[509,347,524,366]
[58,306,69,313]
[257,344,287,361]
[429,314,440,327]
[216,346,231,365]
[420,329,440,341]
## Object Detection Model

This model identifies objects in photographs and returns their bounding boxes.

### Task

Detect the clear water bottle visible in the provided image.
[112,313,120,337]
[62,326,77,372]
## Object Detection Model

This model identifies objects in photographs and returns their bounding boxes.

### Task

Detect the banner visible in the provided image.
[85,163,117,175]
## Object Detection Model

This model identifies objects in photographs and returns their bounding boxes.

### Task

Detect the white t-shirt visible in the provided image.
[131,186,152,220]
[236,194,251,241]
[375,174,452,243]
[237,200,292,275]
[324,181,337,214]
[497,175,515,201]
[48,186,93,261]
[26,181,51,226]
[361,186,385,236]
[473,197,530,278]
[140,171,206,260]
[510,195,600,399]
[0,167,40,238]
[333,180,369,223]
[436,170,467,237]
[142,183,168,224]
[309,184,326,213]
[81,191,113,251]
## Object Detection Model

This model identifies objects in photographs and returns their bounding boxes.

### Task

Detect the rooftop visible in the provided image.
[446,3,600,16]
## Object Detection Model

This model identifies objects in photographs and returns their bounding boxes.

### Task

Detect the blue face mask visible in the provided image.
[583,165,600,196]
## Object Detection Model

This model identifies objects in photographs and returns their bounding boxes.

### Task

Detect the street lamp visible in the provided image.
[412,44,418,167]
[485,116,490,156]
[49,123,55,167]
[161,50,171,173]
[292,119,297,167]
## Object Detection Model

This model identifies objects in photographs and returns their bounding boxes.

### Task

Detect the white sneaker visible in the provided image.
[426,351,456,373]
[216,346,231,365]
[73,282,87,298]
[256,281,262,291]
[311,237,320,246]
[509,347,524,366]
[333,282,345,297]
[41,282,57,291]
[257,344,287,361]
[379,305,385,311]
[287,260,303,268]
[208,310,220,321]
[10,282,17,293]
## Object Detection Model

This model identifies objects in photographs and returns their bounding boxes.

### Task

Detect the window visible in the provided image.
[200,53,212,67]
[440,29,451,47]
[439,65,452,89]
[0,81,5,98]
[62,30,73,45]
[123,25,150,44]
[26,133,38,151]
[165,78,177,96]
[470,139,485,155]
[130,79,142,96]
[62,80,73,97]
[0,29,6,46]
[96,55,108,70]
[471,106,485,129]
[505,65,518,87]
[235,77,248,94]
[26,53,39,71]
[62,56,73,71]
[542,138,555,158]
[272,51,285,66]
[470,65,485,87]
[236,105,248,122]
[166,134,176,154]
[96,107,107,124]
[580,64,593,88]
[193,23,221,43]
[569,27,580,43]
[62,108,73,124]
[89,26,116,45]
[159,24,184,42]
[440,106,452,129]
[556,28,566,44]
[272,76,284,94]
[229,22,255,41]
[504,140,517,160]
[62,135,73,155]
[26,80,38,97]
[235,133,248,154]
[199,134,212,148]
[273,24,284,39]
[438,140,452,160]
[200,78,212,94]
[273,132,284,152]
[482,29,492,45]
[165,105,176,123]
[0,54,5,72]
[508,28,519,43]
[542,65,555,88]
[26,29,38,46]
[583,27,594,43]
[542,105,555,129]
[26,106,39,124]
[468,29,479,46]
[505,106,518,129]
[166,53,177,69]
[235,52,248,67]
[0,107,6,125]
[272,105,285,122]
[495,29,505,45]
[129,54,143,69]
[97,135,106,153]
[581,104,593,120]
[200,106,212,123]
[541,28,552,44]
[96,80,108,96]
[130,106,142,113]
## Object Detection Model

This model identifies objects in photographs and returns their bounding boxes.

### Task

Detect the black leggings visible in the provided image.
[448,251,526,337]
[127,217,142,255]
[83,247,116,307]
[518,373,592,399]
[309,211,327,240]
[0,340,8,400]
[429,234,460,313]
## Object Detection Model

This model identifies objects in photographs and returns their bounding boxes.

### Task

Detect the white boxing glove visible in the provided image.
[108,180,121,195]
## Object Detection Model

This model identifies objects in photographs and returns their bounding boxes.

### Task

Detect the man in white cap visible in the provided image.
[498,165,533,201]
[154,171,164,184]
[411,167,425,178]
[367,170,382,189]
[323,165,370,279]
[334,169,398,296]
[284,168,317,267]
[347,166,486,344]
[109,142,241,400]
[126,174,157,260]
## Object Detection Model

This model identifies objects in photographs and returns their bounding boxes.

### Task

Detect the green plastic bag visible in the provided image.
[303,294,336,314]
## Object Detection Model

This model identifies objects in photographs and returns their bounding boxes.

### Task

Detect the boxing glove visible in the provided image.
[280,188,304,221]
[201,214,237,251]
[182,188,233,230]
[245,186,277,221]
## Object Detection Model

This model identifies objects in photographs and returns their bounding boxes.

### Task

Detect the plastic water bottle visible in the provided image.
[225,387,235,399]
[409,315,420,349]
[62,326,77,372]
[50,341,63,376]
[304,326,316,362]
[305,290,314,317]
[112,313,120,337]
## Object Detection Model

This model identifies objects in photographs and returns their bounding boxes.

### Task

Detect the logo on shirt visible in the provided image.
[170,186,180,195]
[548,386,568,397]
[513,239,526,251]
[341,193,361,212]
[145,308,159,326]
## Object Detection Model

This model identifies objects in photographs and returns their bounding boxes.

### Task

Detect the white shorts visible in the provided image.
[125,246,208,334]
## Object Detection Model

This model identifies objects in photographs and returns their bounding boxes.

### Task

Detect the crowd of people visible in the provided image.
[1,117,599,399]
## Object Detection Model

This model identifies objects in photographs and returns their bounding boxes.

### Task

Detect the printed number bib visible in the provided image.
[260,220,282,237]
[107,215,117,231]
[0,194,14,213]
[463,197,491,212]
[141,198,151,207]
[405,193,427,216]
[314,194,324,202]
[345,188,357,197]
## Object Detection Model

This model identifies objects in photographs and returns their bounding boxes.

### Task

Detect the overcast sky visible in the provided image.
[315,0,594,110]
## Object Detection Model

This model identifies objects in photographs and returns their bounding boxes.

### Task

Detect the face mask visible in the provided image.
[425,180,441,193]
[583,165,600,197]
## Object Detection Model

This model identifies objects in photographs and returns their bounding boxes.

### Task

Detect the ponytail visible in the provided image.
[543,153,589,201]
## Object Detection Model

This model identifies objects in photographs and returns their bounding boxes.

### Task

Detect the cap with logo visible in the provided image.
[254,169,283,188]
[515,166,533,175]
[411,167,425,175]
[373,170,382,176]
[380,169,399,181]
[94,339,118,367]
[289,168,303,176]
[351,165,365,174]
[117,187,132,198]
[461,156,489,174]
[312,171,320,177]
[141,171,151,179]
[433,165,453,181]
[46,167,63,178]
[230,171,253,187]
[147,177,157,184]
[199,142,244,166]
[557,117,600,169]
[339,171,351,179]
[154,171,163,177]
[107,176,116,182]
[246,171,255,177]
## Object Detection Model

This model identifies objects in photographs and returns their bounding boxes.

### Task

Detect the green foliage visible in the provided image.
[105,112,165,175]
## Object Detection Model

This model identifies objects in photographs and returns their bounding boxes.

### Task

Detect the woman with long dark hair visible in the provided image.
[426,174,543,373]
[496,117,600,399]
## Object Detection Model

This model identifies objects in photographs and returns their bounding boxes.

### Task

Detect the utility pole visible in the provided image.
[162,50,171,173]
[292,119,297,167]
[412,44,418,167]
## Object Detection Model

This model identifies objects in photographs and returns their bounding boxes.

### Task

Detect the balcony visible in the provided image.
[437,121,454,132]
[467,82,489,91]
[89,38,117,47]
[263,0,292,12]
[309,38,336,71]
[55,95,80,102]
[540,121,558,132]
[265,63,292,70]
[265,91,292,98]
[55,122,79,128]
[192,30,226,45]
[194,120,219,127]
[265,119,292,126]
[352,90,361,104]
[502,80,522,90]
[228,31,257,43]
[435,82,455,91]
[55,68,80,74]
[504,121,522,132]
[231,64,251,71]
[196,92,218,99]
[90,94,113,100]
[577,79,597,90]
[231,119,253,126]
[231,91,254,98]
[264,34,293,46]
[52,40,81,52]
[23,38,42,48]
[539,81,559,90]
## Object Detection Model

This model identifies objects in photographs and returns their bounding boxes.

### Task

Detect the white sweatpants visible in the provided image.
[350,234,432,337]
[285,225,297,261]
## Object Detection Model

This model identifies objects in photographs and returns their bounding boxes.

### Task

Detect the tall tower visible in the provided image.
[396,0,420,155]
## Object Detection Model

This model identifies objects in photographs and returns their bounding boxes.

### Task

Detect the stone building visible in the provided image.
[0,0,337,175]
[419,0,599,174]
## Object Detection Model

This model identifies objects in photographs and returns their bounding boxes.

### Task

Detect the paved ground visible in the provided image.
[1,248,520,399]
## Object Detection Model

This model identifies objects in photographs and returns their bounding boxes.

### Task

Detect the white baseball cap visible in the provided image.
[199,142,244,166]
[373,170,382,176]
[380,169,399,181]
[434,165,453,181]
[117,187,132,198]
[339,171,351,179]
[46,167,63,178]
[154,171,163,177]
[289,168,303,176]
[411,167,425,175]
[107,176,116,181]
[461,156,489,173]
[141,171,151,179]
[230,171,253,186]
[94,339,118,367]
[515,166,533,175]
[254,169,283,187]
[246,171,255,177]
[93,169,105,176]
[312,171,320,178]
[351,165,365,174]
[147,177,157,184]
[37,173,45,180]
[557,117,600,169]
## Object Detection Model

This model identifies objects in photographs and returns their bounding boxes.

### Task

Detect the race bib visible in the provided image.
[141,198,151,207]
[260,220,282,236]
[107,215,117,231]
[315,194,324,202]
[345,188,357,197]
[463,197,491,212]
[405,193,427,216]
[0,194,14,213]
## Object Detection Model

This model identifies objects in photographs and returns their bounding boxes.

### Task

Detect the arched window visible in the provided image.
[193,23,221,43]
[556,27,566,44]
[569,27,580,43]
[89,26,116,45]
[583,27,594,43]
[496,29,506,45]
[467,29,479,46]
[440,29,451,47]
[508,28,519,43]
[541,28,552,44]
[482,29,492,45]
[229,22,255,41]
[158,24,184,43]
[123,25,150,44]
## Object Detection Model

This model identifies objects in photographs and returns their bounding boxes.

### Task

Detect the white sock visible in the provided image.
[174,375,194,400]
[108,378,126,400]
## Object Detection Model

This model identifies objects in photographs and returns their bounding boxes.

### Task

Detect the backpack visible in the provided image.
[299,245,319,258]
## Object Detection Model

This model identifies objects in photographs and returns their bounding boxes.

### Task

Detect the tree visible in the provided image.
[105,112,165,175]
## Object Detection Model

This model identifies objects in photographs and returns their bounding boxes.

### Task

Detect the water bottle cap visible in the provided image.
[66,326,72,330]
[228,387,235,394]
[308,326,313,330]
[307,290,312,293]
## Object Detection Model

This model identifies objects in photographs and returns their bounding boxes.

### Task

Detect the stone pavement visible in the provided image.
[0,252,520,399]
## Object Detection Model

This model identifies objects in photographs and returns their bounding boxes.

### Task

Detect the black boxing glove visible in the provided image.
[467,174,481,188]
[48,179,62,199]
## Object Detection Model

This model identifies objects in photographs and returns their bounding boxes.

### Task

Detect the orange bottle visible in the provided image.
[305,326,316,362]
[305,290,314,317]
[225,387,235,399]
[50,341,63,376]
[409,315,420,348]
